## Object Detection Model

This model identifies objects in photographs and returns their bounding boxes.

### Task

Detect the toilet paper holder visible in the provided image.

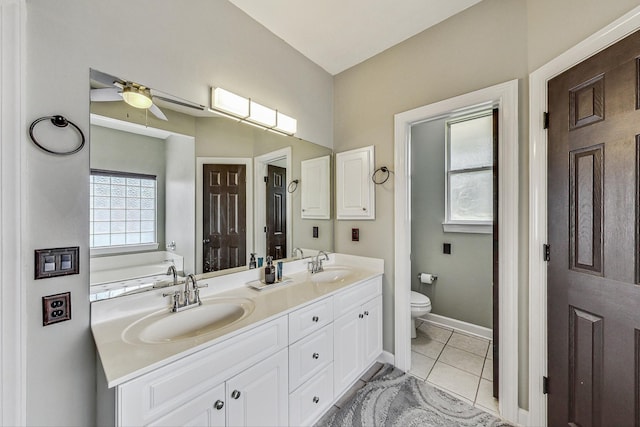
[417,273,438,281]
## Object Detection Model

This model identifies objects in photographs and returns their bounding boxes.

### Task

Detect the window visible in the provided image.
[90,170,158,253]
[444,111,494,234]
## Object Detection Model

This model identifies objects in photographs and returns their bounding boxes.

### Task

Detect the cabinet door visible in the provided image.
[333,310,362,396]
[301,155,330,219]
[362,295,383,368]
[336,146,375,220]
[226,348,288,427]
[149,383,225,427]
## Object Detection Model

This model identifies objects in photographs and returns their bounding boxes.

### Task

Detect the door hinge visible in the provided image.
[264,176,268,183]
[543,376,549,394]
[543,112,549,129]
[543,244,551,262]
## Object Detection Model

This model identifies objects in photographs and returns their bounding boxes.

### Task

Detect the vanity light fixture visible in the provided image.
[122,84,153,109]
[210,87,297,136]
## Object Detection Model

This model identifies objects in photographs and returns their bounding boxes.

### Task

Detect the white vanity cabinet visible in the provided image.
[333,276,383,396]
[288,297,335,426]
[116,316,288,427]
[335,145,375,220]
[301,155,331,219]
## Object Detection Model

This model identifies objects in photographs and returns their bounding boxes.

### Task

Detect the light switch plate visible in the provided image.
[35,247,79,279]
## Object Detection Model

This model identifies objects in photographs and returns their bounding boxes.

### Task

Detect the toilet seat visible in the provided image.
[410,291,431,308]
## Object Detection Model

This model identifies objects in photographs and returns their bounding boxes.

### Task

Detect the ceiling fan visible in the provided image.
[89,69,207,121]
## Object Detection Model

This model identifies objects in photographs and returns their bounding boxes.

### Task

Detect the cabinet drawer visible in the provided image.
[289,363,334,427]
[289,323,333,390]
[289,296,333,343]
[117,316,287,426]
[333,277,381,319]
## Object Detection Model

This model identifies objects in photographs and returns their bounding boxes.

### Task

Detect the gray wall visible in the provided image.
[411,119,493,328]
[24,1,332,425]
[90,125,167,250]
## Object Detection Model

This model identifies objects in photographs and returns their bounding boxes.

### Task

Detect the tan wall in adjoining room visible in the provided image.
[333,0,640,411]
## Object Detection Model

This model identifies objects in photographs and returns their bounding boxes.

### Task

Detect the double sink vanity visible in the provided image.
[92,253,384,426]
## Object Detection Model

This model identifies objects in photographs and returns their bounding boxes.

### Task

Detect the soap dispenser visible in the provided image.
[264,256,276,284]
[249,253,257,269]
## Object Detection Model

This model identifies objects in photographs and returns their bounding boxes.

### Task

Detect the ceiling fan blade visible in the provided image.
[90,87,122,102]
[148,103,168,121]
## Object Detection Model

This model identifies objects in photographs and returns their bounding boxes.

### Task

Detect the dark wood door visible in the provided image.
[203,164,246,272]
[266,165,286,260]
[547,30,640,426]
[491,108,499,398]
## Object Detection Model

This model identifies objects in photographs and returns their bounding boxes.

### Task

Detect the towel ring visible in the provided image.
[29,115,85,156]
[287,179,299,193]
[372,166,393,184]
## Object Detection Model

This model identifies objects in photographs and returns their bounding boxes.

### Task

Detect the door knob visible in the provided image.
[203,238,211,244]
[231,390,241,399]
[214,400,224,410]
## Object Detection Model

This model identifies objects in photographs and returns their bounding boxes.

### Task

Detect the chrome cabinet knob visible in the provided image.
[313,396,320,404]
[312,352,319,359]
[364,311,369,316]
[231,390,241,399]
[214,400,224,410]
[312,316,319,322]
[359,313,364,319]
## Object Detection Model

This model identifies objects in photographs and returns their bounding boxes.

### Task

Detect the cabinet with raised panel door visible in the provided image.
[333,277,382,396]
[335,145,375,220]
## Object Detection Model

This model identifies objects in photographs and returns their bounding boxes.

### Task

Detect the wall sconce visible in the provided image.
[210,87,297,136]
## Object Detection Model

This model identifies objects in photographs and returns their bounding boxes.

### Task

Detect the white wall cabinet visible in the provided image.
[336,146,375,220]
[333,277,382,396]
[301,155,330,219]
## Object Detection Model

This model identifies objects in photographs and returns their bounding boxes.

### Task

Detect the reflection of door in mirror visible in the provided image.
[202,164,247,272]
[266,165,287,259]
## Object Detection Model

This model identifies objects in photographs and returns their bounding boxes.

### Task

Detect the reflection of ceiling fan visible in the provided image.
[89,69,207,121]
[90,81,169,121]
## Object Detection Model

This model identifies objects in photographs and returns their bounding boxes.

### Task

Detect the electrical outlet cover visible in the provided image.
[42,292,71,326]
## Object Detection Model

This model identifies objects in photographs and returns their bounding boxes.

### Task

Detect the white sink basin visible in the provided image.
[310,267,353,284]
[122,297,255,345]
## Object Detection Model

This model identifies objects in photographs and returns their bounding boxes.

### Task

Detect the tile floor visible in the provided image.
[410,320,499,415]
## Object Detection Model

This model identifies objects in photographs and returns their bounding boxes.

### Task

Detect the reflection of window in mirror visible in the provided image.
[90,169,158,254]
[443,110,495,234]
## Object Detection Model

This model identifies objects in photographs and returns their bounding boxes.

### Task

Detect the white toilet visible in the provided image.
[410,291,432,339]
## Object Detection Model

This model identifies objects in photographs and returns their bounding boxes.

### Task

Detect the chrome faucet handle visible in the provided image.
[162,290,181,312]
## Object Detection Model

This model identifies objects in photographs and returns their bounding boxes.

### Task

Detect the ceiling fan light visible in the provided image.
[249,100,276,127]
[122,86,153,109]
[212,88,250,117]
[275,111,297,135]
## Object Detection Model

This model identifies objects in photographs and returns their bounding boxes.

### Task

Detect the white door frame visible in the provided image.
[0,0,25,425]
[528,5,640,426]
[254,147,292,260]
[394,79,519,422]
[196,157,253,274]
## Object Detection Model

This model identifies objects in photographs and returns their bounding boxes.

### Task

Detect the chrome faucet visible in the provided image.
[166,265,178,286]
[163,273,208,312]
[292,247,304,259]
[308,250,329,274]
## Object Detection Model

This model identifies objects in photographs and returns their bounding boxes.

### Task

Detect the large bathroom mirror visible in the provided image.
[89,69,333,301]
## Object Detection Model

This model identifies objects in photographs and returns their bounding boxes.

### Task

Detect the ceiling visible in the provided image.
[228,0,482,75]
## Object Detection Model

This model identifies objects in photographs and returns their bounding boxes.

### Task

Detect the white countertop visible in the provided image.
[91,253,383,388]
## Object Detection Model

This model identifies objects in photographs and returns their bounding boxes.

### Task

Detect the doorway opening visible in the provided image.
[394,79,519,422]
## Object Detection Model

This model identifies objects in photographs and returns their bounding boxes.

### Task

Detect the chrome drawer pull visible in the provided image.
[214,400,224,410]
[359,313,364,319]
[312,316,319,322]
[364,311,369,316]
[231,390,241,399]
[312,352,320,359]
[313,396,320,404]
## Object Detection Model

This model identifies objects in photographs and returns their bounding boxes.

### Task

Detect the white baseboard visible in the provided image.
[419,313,493,341]
[377,351,395,365]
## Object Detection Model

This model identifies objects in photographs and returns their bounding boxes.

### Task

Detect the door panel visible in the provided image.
[547,29,640,426]
[203,164,246,272]
[266,165,286,260]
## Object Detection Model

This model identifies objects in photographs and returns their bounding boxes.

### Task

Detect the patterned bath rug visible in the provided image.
[316,364,514,427]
